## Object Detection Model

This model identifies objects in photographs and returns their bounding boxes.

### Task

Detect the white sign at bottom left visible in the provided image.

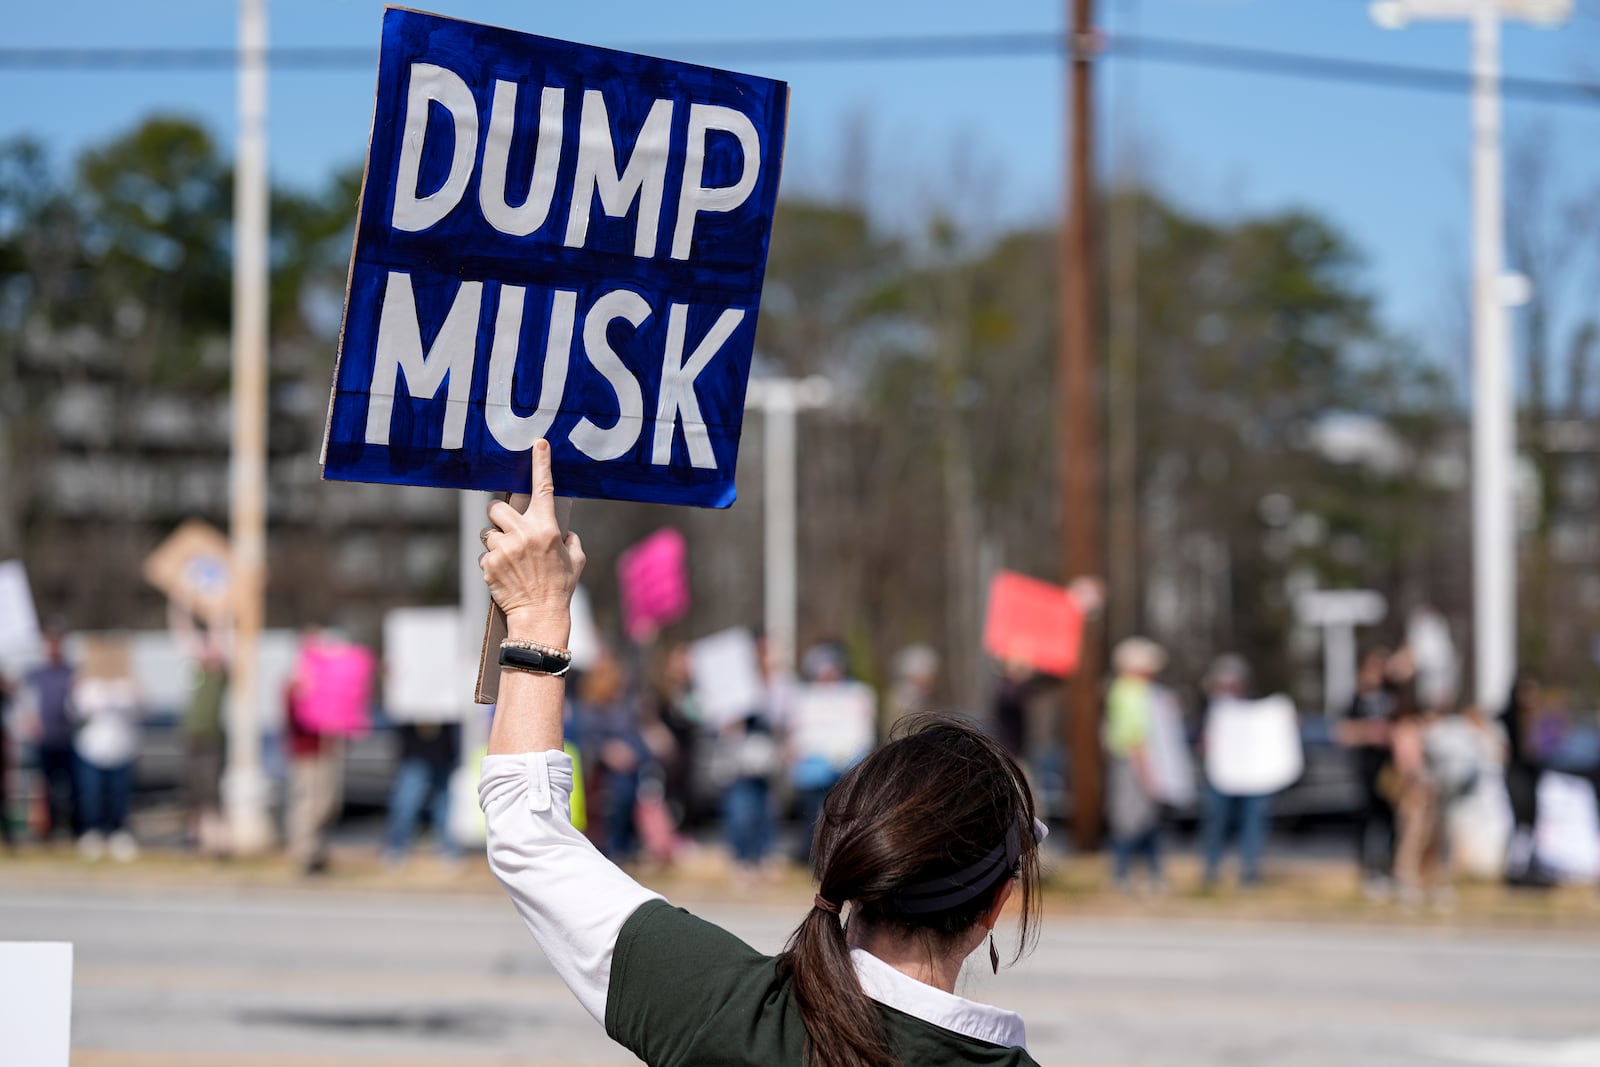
[0,942,72,1067]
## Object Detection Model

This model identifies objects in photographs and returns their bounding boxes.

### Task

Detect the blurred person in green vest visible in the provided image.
[1104,636,1167,893]
[170,604,230,857]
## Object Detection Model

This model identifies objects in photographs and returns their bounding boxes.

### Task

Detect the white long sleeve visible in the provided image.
[479,751,662,1024]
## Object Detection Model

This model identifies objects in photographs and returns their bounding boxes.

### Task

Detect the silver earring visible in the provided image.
[989,934,1000,975]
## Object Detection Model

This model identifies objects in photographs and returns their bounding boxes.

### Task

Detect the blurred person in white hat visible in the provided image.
[1104,636,1168,892]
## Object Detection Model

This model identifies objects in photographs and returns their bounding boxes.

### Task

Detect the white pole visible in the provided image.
[224,0,274,854]
[763,387,798,677]
[1471,0,1516,711]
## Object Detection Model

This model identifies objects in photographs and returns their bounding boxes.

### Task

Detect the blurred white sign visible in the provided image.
[790,682,875,770]
[689,627,765,730]
[0,560,41,670]
[384,608,472,723]
[1145,685,1196,807]
[1295,589,1386,627]
[568,586,602,672]
[0,942,72,1067]
[1205,695,1304,796]
[1407,606,1459,709]
[1536,771,1600,884]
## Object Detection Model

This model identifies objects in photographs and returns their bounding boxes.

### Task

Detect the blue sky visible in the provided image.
[5,0,1600,357]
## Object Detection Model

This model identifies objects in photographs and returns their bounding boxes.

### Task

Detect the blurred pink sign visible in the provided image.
[617,529,690,641]
[292,638,376,737]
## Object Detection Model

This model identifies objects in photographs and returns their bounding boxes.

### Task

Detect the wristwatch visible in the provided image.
[498,639,573,677]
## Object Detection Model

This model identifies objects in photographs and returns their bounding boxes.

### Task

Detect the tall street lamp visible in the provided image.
[1369,0,1569,710]
[744,376,832,679]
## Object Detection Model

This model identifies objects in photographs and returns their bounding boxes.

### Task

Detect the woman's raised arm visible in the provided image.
[477,439,661,1024]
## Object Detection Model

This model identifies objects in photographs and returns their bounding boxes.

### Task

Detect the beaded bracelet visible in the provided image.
[498,639,573,677]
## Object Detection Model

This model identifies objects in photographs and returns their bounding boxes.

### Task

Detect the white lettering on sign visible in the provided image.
[366,272,481,449]
[564,91,674,258]
[654,304,744,468]
[392,64,480,233]
[671,104,762,260]
[386,63,761,260]
[364,275,745,465]
[486,287,575,450]
[570,289,650,461]
[480,82,566,237]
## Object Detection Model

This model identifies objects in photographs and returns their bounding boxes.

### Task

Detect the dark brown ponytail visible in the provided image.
[776,715,1042,1067]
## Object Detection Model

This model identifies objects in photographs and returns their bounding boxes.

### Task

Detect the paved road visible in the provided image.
[2,876,1597,1067]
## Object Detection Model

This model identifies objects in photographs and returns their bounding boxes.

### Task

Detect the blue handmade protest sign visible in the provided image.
[321,8,788,507]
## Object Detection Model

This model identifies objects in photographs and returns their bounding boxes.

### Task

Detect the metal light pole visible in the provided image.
[225,0,274,854]
[1369,0,1568,711]
[744,376,831,677]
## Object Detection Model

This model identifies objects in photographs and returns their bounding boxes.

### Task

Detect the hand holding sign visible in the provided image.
[482,440,587,635]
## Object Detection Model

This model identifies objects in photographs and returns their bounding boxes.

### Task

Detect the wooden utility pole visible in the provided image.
[1061,0,1104,850]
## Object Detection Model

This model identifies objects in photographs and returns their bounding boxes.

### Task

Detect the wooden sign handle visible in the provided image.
[475,496,572,704]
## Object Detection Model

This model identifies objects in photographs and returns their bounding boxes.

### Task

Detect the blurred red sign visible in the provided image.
[983,571,1083,677]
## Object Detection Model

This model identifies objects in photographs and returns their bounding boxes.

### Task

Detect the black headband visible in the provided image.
[889,821,1031,916]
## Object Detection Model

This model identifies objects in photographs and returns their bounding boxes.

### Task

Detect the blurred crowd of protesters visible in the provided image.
[6,609,1600,903]
[0,616,385,873]
[1087,621,1600,904]
[556,634,875,880]
[1334,644,1541,906]
[0,626,145,861]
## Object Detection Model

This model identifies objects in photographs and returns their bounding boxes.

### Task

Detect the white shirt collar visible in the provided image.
[849,946,1028,1050]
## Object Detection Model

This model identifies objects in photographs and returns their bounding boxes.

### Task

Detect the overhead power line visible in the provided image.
[0,33,1597,108]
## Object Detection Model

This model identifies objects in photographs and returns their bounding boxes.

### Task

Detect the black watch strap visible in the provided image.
[498,642,572,677]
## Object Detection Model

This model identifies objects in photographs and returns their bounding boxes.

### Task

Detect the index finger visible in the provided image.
[520,438,558,527]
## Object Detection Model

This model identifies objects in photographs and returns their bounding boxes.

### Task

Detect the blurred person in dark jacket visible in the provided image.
[1338,646,1399,898]
[1503,672,1556,887]
[383,721,462,866]
[992,659,1041,761]
[577,653,649,862]
[23,626,79,842]
[0,673,15,851]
